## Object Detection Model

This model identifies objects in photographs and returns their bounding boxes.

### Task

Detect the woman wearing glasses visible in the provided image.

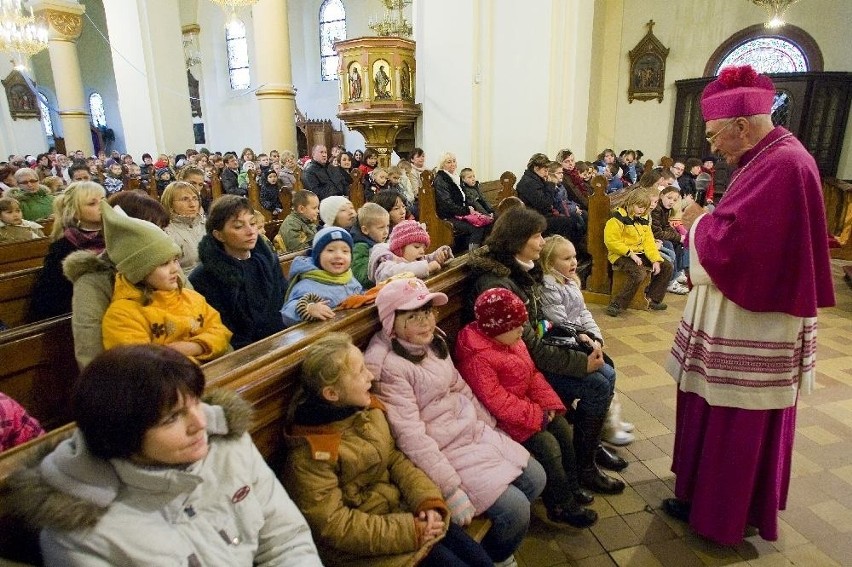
[162,180,206,273]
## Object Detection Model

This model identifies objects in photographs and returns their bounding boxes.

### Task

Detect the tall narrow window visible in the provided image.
[38,91,53,137]
[89,92,106,128]
[319,0,346,81]
[226,19,251,90]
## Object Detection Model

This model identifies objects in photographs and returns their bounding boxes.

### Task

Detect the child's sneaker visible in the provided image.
[620,421,635,433]
[649,300,668,311]
[676,271,688,284]
[604,429,635,446]
[606,303,622,317]
[667,281,689,295]
[494,555,519,567]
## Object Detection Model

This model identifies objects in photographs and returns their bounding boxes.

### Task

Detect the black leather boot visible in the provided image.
[573,488,595,505]
[574,411,625,494]
[596,444,628,472]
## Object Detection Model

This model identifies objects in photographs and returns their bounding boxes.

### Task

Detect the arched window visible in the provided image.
[89,92,106,128]
[319,0,346,81]
[704,24,823,77]
[226,19,251,90]
[717,37,807,74]
[38,91,53,137]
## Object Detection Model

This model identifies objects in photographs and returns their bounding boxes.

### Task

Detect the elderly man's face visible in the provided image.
[706,117,748,167]
[17,173,40,192]
[313,146,328,165]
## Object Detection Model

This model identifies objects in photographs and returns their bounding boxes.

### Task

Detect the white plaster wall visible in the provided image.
[0,61,47,157]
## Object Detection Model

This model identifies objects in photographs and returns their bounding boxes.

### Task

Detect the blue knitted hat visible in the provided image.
[311,226,354,266]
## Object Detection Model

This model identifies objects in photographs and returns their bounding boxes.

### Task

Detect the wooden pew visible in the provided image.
[824,177,852,260]
[0,261,483,566]
[0,239,49,274]
[0,268,40,328]
[418,170,457,253]
[348,169,364,210]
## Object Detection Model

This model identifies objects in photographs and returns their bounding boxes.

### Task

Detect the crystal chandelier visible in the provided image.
[750,0,800,29]
[0,0,49,70]
[207,0,258,26]
[369,0,413,38]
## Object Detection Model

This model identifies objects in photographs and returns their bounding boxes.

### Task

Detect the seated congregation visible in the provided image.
[0,142,710,567]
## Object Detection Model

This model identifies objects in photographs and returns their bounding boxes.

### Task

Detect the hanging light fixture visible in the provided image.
[0,0,49,70]
[750,0,801,29]
[207,0,258,27]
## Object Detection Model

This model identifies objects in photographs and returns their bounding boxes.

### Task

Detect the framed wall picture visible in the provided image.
[2,70,40,120]
[628,20,670,103]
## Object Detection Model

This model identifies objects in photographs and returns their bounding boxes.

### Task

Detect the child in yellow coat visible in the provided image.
[603,188,673,317]
[100,201,231,363]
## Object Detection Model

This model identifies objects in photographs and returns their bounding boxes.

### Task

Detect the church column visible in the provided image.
[33,0,93,155]
[251,0,297,153]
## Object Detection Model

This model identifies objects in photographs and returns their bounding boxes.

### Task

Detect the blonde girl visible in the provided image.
[284,332,492,567]
[540,235,635,448]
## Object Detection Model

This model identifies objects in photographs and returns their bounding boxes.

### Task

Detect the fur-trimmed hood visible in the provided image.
[0,389,252,533]
[466,245,511,279]
[62,249,114,284]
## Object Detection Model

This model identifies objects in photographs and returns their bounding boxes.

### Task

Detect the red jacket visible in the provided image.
[455,322,565,442]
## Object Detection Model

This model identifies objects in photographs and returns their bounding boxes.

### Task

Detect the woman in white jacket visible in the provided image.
[1,344,321,567]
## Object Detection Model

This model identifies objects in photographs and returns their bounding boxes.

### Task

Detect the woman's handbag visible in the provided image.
[540,322,599,355]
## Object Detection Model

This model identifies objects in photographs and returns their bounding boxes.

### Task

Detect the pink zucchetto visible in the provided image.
[701,65,776,121]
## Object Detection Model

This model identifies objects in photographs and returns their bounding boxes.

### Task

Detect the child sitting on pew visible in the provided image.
[364,166,389,201]
[100,201,232,363]
[319,195,357,230]
[283,332,493,567]
[0,196,45,242]
[281,226,363,325]
[351,203,390,289]
[373,189,410,228]
[278,190,320,252]
[459,168,495,217]
[368,220,453,284]
[539,235,634,448]
[603,188,673,317]
[365,277,545,567]
[455,288,597,528]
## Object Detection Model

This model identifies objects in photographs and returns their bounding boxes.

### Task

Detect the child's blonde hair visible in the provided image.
[540,235,580,286]
[287,332,356,423]
[619,187,653,214]
[357,202,389,228]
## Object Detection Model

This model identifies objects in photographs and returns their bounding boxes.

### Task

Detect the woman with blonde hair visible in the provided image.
[161,180,205,273]
[29,181,106,321]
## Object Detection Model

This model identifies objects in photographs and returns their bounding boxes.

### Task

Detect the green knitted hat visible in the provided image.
[101,200,180,284]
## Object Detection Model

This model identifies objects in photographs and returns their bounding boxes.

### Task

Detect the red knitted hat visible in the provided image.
[701,65,776,121]
[389,220,430,256]
[474,288,528,337]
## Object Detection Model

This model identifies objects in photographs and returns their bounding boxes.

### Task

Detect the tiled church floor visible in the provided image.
[515,261,852,567]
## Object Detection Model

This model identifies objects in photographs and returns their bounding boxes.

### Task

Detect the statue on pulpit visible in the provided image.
[374,65,391,99]
[349,66,362,101]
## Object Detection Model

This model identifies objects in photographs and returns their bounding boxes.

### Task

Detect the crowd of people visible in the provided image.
[0,65,835,566]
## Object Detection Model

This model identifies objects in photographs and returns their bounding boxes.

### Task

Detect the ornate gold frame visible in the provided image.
[628,20,670,103]
[2,70,40,120]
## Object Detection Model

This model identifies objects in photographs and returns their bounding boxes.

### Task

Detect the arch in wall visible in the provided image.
[703,24,823,77]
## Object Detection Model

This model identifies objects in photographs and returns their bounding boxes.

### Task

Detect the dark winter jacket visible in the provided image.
[431,170,468,219]
[302,161,349,201]
[467,246,589,378]
[515,169,558,217]
[189,235,287,350]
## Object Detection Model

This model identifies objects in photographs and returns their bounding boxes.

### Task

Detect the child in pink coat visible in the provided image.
[365,278,544,567]
[455,288,597,528]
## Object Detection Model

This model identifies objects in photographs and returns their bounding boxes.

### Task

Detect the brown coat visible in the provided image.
[283,398,448,567]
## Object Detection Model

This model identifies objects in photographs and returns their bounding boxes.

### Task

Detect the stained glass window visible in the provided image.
[226,19,251,90]
[319,0,346,81]
[89,92,106,128]
[716,37,808,74]
[38,92,52,137]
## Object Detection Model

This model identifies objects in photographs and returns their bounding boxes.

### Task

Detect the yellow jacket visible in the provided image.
[604,207,663,264]
[102,274,232,363]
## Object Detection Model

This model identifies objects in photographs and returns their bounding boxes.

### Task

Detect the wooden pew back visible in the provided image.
[0,268,40,328]
[0,238,49,274]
